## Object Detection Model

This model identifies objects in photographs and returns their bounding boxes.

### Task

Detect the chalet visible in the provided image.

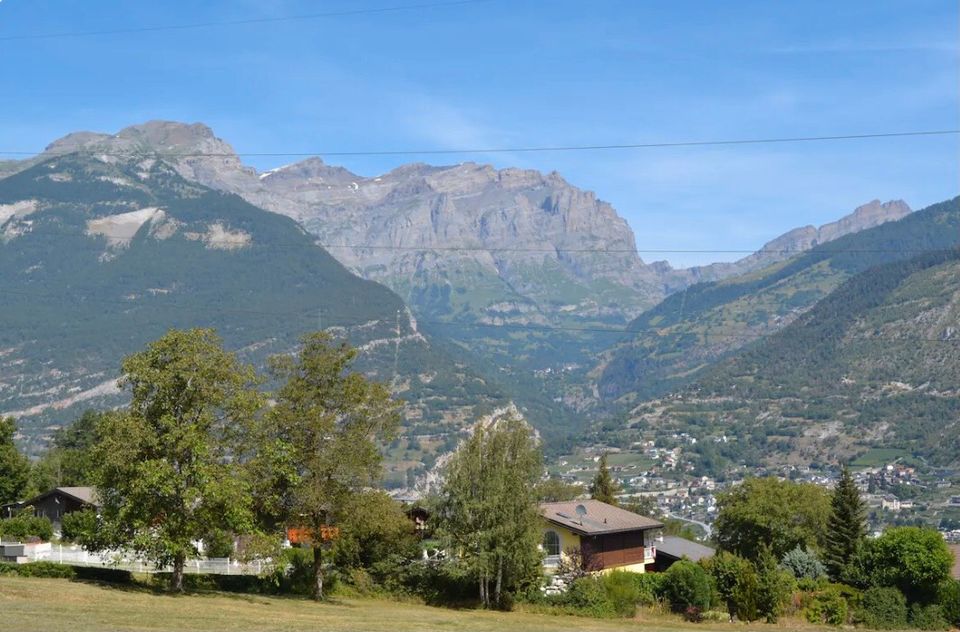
[1,487,98,535]
[652,535,715,571]
[540,499,663,574]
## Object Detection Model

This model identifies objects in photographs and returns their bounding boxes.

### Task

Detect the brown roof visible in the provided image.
[950,544,960,580]
[22,486,98,507]
[540,499,663,536]
[57,487,97,505]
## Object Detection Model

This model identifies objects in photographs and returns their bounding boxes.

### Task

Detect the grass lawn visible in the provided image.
[0,576,825,632]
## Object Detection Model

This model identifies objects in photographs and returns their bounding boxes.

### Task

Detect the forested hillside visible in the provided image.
[0,153,505,455]
[622,246,960,472]
[596,197,960,406]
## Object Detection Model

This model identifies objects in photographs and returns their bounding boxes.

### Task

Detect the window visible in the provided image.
[543,530,561,557]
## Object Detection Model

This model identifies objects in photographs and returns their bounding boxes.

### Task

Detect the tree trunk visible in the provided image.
[312,544,324,601]
[494,556,503,610]
[171,552,186,593]
[479,573,486,608]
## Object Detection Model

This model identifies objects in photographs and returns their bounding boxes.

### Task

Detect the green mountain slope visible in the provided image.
[597,197,960,405]
[0,154,504,455]
[623,247,960,471]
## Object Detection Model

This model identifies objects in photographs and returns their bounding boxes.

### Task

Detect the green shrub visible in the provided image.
[805,588,850,626]
[703,550,758,621]
[344,567,378,596]
[60,510,96,543]
[599,571,640,617]
[939,579,960,628]
[858,586,907,629]
[0,515,54,541]
[631,571,666,606]
[263,547,322,596]
[13,562,75,578]
[781,546,826,580]
[71,565,133,584]
[755,548,795,623]
[0,561,18,575]
[366,555,476,605]
[866,527,953,603]
[563,576,616,618]
[909,603,949,631]
[202,529,235,559]
[662,560,713,613]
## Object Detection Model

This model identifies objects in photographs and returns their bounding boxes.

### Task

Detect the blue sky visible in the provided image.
[1,0,957,266]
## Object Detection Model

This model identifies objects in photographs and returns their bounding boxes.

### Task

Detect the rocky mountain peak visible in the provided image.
[114,120,223,152]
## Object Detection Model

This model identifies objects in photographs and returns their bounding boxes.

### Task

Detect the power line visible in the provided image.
[0,0,493,42]
[4,129,957,159]
[4,226,957,256]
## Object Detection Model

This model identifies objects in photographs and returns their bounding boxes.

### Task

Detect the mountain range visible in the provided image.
[2,120,953,476]
[0,149,504,460]
[24,123,913,374]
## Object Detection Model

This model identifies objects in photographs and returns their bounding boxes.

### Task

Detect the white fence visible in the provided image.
[17,542,269,575]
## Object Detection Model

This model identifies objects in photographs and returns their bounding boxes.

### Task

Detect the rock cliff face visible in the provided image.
[24,122,913,381]
[36,121,666,332]
[672,200,912,287]
[31,122,915,327]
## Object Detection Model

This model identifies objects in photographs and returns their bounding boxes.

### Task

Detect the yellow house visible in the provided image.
[540,499,662,574]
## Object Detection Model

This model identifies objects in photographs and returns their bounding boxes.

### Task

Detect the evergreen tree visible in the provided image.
[0,417,31,505]
[823,465,867,580]
[589,453,620,505]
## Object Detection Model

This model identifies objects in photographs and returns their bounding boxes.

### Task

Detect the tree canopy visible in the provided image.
[714,477,830,560]
[87,328,261,591]
[252,332,401,600]
[589,453,620,505]
[436,414,543,609]
[0,417,31,505]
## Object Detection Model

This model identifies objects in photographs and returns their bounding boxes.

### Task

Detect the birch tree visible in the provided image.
[436,415,543,609]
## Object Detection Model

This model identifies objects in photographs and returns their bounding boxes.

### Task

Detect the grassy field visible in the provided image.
[0,576,826,632]
[850,447,908,468]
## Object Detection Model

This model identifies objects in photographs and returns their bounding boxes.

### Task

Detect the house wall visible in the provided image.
[540,521,654,574]
[27,494,87,531]
[541,523,581,573]
[582,530,651,574]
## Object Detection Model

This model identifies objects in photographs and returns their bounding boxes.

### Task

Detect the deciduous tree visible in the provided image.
[0,417,31,505]
[88,329,261,592]
[714,477,829,560]
[253,332,401,600]
[436,415,543,609]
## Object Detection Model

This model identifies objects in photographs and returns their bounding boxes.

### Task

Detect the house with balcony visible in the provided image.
[540,499,663,574]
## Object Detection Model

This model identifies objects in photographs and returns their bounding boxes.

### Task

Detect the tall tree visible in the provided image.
[254,332,400,600]
[88,329,261,592]
[436,415,543,609]
[823,465,867,580]
[589,453,620,505]
[714,477,830,560]
[32,410,103,490]
[0,416,31,505]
